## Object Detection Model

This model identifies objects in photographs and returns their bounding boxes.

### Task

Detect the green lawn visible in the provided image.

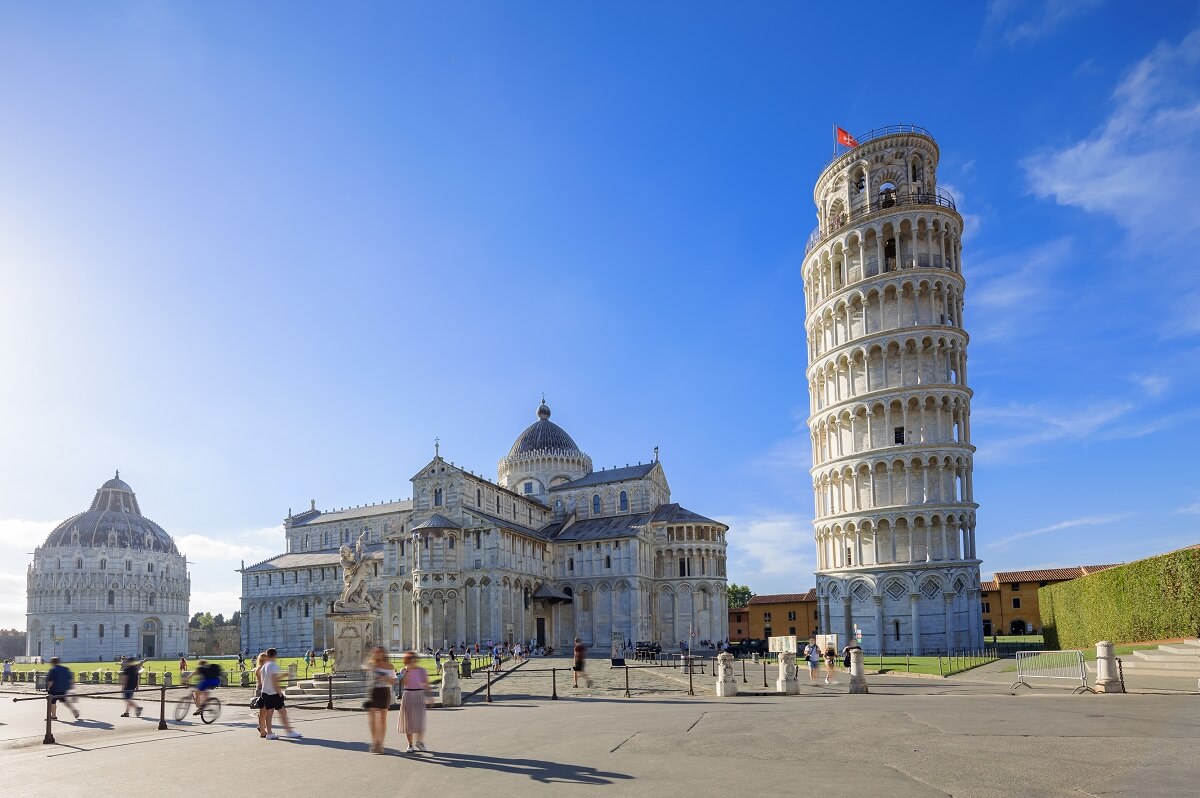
[863,653,998,677]
[992,635,1045,644]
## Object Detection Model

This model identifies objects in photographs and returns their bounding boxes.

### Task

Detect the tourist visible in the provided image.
[433,648,442,673]
[46,657,79,721]
[179,655,187,675]
[803,638,821,683]
[252,652,266,735]
[119,656,144,718]
[823,643,837,684]
[2,658,12,683]
[397,651,429,753]
[259,648,301,740]
[237,651,246,671]
[191,659,222,715]
[363,646,397,754]
[572,637,592,688]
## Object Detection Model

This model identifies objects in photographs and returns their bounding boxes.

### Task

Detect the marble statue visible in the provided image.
[334,531,376,613]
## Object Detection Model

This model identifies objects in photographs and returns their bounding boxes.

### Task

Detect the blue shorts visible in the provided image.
[197,678,220,692]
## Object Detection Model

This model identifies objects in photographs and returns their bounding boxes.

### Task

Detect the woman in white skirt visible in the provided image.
[397,651,429,753]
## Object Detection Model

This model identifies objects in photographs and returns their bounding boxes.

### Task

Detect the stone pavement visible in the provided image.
[2,663,1197,797]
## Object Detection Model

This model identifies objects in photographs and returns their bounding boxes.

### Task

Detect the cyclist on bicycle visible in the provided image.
[191,660,223,715]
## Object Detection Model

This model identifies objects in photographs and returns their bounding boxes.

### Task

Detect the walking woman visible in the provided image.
[364,646,396,754]
[396,651,429,753]
[823,643,838,685]
[252,652,266,736]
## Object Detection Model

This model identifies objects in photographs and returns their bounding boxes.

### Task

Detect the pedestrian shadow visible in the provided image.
[409,751,633,785]
[64,718,114,730]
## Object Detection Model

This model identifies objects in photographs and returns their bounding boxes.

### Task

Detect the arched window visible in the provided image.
[496,496,500,513]
[65,590,71,606]
[76,558,82,569]
[72,624,78,638]
[98,624,104,639]
[476,488,482,505]
[893,619,901,641]
[99,558,106,570]
[276,606,283,620]
[304,602,310,618]
[125,560,132,571]
[107,590,114,606]
[605,555,611,569]
[448,537,455,550]
[619,491,629,512]
[149,594,155,607]
[592,495,601,515]
[124,624,130,638]
[147,562,154,573]
[434,488,443,507]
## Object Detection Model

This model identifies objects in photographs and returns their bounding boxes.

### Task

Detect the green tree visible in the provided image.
[189,612,204,629]
[228,611,241,627]
[213,613,226,627]
[728,583,754,608]
[199,612,215,629]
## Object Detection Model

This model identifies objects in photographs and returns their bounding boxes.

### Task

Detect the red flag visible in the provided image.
[836,126,859,148]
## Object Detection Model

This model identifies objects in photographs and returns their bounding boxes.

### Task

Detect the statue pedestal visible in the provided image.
[330,611,380,673]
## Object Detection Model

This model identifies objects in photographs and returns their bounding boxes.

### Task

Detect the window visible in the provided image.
[124,624,130,638]
[787,611,797,621]
[846,547,853,566]
[619,491,628,512]
[789,626,796,635]
[277,606,283,619]
[592,495,601,515]
[568,557,574,572]
[434,488,443,507]
[764,627,772,637]
[76,558,82,569]
[524,482,533,495]
[763,612,772,622]
[65,591,71,606]
[72,624,78,638]
[100,559,106,570]
[149,595,155,607]
[448,537,455,550]
[255,576,260,587]
[99,624,104,639]
[304,602,310,618]
[496,497,500,512]
[1012,597,1021,609]
[981,602,990,613]
[107,590,114,606]
[126,560,131,571]
[476,488,482,505]
[1011,583,1021,591]
[894,620,901,641]
[894,427,905,444]
[147,563,154,573]
[605,555,611,569]
[475,531,481,549]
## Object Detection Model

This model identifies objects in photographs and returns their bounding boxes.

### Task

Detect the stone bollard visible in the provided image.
[848,647,869,694]
[1094,641,1125,693]
[460,657,472,679]
[439,662,462,707]
[287,663,297,687]
[103,670,112,684]
[775,651,800,695]
[181,670,190,685]
[147,672,157,686]
[240,670,250,687]
[715,652,738,697]
[164,672,173,687]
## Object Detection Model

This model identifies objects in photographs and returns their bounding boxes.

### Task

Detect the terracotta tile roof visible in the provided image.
[993,564,1120,583]
[979,580,999,592]
[747,590,817,604]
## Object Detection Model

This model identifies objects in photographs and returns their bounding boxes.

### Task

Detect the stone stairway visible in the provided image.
[1118,639,1200,678]
[284,671,368,700]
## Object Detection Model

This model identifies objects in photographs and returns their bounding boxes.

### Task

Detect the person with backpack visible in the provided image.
[119,656,145,718]
[46,657,79,721]
[803,638,822,683]
[823,643,838,685]
[191,659,222,715]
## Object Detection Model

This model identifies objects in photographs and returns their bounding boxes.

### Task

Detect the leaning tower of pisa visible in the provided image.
[803,125,982,656]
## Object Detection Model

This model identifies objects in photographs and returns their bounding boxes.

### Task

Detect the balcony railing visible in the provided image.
[805,188,958,254]
[821,124,935,171]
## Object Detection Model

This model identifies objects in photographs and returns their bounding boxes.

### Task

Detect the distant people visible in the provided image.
[572,637,592,688]
[179,655,187,674]
[237,651,246,671]
[364,646,397,754]
[258,648,301,740]
[433,649,442,673]
[46,657,79,721]
[397,651,429,753]
[803,638,822,683]
[823,643,837,685]
[321,649,329,669]
[492,646,502,673]
[2,658,12,684]
[119,656,144,718]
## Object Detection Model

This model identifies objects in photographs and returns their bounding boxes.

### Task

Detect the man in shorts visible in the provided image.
[259,648,301,740]
[46,657,80,721]
[572,637,592,688]
[191,659,222,715]
[803,637,822,683]
[119,656,144,717]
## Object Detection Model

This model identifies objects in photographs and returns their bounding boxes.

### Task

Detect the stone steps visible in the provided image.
[1116,640,1200,678]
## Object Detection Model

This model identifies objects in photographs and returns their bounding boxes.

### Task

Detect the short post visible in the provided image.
[486,667,492,703]
[715,651,738,697]
[775,651,799,695]
[906,654,911,673]
[762,660,768,688]
[326,673,333,710]
[43,694,55,745]
[848,646,869,694]
[741,659,747,684]
[624,665,630,698]
[158,684,168,730]
[687,662,695,696]
[1094,641,1125,694]
[551,668,558,700]
[439,662,462,707]
[937,655,943,677]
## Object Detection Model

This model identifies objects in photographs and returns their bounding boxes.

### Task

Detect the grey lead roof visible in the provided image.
[289,499,413,527]
[549,463,656,491]
[243,544,385,572]
[463,508,545,539]
[650,503,725,527]
[412,513,461,530]
[541,512,650,542]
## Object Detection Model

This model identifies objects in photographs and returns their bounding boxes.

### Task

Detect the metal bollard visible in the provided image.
[326,673,333,710]
[742,659,747,684]
[624,666,630,699]
[158,684,168,731]
[486,668,492,703]
[688,663,694,696]
[43,694,55,745]
[551,668,558,700]
[762,661,768,688]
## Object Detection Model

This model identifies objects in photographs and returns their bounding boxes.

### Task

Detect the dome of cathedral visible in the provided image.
[507,401,582,457]
[41,472,179,554]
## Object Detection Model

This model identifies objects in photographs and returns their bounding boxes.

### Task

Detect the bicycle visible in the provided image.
[173,685,222,724]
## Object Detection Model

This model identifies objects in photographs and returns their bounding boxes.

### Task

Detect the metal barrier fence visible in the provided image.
[1010,650,1091,693]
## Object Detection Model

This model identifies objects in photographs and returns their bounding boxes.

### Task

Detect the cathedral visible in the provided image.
[240,400,730,655]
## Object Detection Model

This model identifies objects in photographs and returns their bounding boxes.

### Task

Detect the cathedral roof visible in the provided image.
[648,503,725,528]
[507,400,582,458]
[542,512,650,542]
[549,463,657,491]
[243,544,385,572]
[290,499,413,527]
[41,472,179,555]
[412,513,461,530]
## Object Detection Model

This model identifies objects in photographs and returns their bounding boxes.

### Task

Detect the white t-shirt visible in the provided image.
[805,644,821,662]
[261,660,281,694]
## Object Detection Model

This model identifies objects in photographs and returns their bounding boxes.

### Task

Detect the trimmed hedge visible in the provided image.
[1040,547,1200,649]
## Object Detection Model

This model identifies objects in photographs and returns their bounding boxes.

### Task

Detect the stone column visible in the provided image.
[943,593,955,654]
[842,597,853,647]
[715,651,738,697]
[1094,641,1125,693]
[909,594,922,655]
[775,651,799,695]
[848,646,868,693]
[873,596,885,655]
[456,594,466,649]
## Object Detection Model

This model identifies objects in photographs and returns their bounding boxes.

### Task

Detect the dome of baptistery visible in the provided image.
[41,471,179,554]
[507,401,582,458]
[25,472,190,662]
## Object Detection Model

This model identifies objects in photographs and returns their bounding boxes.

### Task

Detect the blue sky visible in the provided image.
[2,1,1198,627]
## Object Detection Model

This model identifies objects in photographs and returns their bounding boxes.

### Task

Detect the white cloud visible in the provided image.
[984,0,1106,46]
[175,529,277,564]
[1022,27,1200,335]
[989,513,1131,548]
[0,519,57,628]
[968,237,1073,341]
[723,512,817,594]
[973,398,1132,462]
[1175,501,1200,516]
[1130,373,1170,398]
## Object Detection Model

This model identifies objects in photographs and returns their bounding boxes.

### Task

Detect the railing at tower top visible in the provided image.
[805,188,958,254]
[820,124,936,171]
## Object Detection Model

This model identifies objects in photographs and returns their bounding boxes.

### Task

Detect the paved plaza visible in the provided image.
[2,658,1196,797]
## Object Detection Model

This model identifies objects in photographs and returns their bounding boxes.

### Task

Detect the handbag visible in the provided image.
[249,681,263,709]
